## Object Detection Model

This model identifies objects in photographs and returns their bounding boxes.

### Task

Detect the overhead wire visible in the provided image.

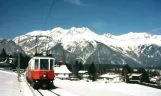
[42,0,55,31]
[41,0,55,53]
[33,0,55,54]
[15,0,55,55]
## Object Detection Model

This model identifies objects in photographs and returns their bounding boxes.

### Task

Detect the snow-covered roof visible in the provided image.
[82,74,89,78]
[99,73,119,78]
[78,70,88,74]
[54,65,71,74]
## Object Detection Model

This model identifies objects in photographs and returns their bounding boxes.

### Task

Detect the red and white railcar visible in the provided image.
[26,53,55,89]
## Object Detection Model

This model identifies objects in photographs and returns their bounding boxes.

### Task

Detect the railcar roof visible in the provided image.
[32,56,55,59]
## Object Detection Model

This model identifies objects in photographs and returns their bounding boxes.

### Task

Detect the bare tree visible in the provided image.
[121,64,132,82]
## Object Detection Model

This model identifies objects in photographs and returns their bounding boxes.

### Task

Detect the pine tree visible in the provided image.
[138,68,150,82]
[121,64,132,75]
[73,60,79,75]
[88,61,100,81]
[0,48,7,59]
[79,61,84,70]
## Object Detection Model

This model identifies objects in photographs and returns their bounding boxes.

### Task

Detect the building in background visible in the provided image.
[54,65,72,80]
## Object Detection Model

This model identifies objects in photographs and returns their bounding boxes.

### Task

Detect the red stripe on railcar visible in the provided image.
[31,70,55,80]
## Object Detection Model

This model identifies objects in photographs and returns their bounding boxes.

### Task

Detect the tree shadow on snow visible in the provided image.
[48,84,60,90]
[39,83,60,90]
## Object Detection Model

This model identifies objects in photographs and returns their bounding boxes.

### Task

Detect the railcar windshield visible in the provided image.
[40,59,49,70]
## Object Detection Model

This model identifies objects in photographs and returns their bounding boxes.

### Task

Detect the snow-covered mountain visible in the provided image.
[13,27,161,67]
[0,38,25,55]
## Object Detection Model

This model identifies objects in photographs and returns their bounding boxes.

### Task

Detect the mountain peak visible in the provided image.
[118,32,152,39]
[69,27,91,32]
[13,27,161,49]
[52,27,64,32]
[103,33,113,38]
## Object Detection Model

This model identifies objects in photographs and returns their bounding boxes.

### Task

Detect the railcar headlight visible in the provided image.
[43,74,46,78]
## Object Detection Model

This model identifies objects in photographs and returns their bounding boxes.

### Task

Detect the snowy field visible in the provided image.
[54,79,161,96]
[1,70,161,96]
[0,70,23,96]
[0,70,79,96]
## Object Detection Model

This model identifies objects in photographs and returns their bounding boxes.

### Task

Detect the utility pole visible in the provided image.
[34,35,51,55]
[35,36,38,55]
[17,36,21,82]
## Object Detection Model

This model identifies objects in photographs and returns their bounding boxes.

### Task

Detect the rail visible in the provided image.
[21,74,40,96]
[37,89,60,96]
[138,82,161,89]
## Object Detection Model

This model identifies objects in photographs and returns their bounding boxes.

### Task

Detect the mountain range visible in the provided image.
[12,27,161,67]
[0,38,24,55]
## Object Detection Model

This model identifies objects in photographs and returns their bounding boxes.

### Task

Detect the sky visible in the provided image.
[0,0,161,39]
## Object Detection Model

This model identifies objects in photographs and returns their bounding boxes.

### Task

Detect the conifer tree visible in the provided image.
[88,61,100,81]
[0,48,7,59]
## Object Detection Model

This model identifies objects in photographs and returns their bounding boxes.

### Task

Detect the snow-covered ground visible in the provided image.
[0,70,79,96]
[0,70,23,96]
[20,72,78,96]
[1,70,161,96]
[0,70,40,96]
[54,78,161,96]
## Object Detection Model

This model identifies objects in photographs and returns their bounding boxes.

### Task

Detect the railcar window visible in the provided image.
[35,59,39,69]
[50,59,53,70]
[40,59,49,70]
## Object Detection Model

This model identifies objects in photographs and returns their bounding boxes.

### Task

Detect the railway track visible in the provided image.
[22,74,61,96]
[49,89,61,96]
[22,74,44,96]
[138,82,161,89]
[37,89,60,96]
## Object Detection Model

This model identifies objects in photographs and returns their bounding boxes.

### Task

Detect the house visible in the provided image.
[54,65,72,80]
[78,70,89,79]
[0,58,16,69]
[99,73,121,83]
[78,70,88,74]
[78,70,88,77]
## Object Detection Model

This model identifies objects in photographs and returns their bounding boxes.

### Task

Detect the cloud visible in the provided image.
[64,0,82,5]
